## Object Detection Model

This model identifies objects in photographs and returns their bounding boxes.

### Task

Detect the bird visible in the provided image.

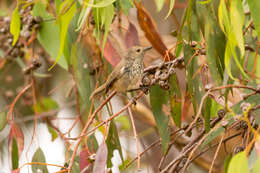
[89,46,152,100]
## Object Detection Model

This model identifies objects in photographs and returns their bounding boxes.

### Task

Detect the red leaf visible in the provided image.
[93,142,108,173]
[125,22,140,48]
[8,122,24,156]
[12,169,20,173]
[134,1,174,60]
[103,38,122,67]
[80,148,92,173]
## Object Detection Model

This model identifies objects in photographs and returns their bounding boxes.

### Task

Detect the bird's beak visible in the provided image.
[144,46,153,52]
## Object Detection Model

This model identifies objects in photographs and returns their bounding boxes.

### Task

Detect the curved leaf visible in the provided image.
[155,0,166,12]
[49,0,76,70]
[10,7,21,46]
[165,0,175,19]
[227,151,249,173]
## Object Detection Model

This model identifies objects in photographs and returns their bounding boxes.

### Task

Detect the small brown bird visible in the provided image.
[90,46,152,100]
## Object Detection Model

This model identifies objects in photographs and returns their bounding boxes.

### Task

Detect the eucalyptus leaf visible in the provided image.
[31,148,48,173]
[150,85,170,154]
[10,7,20,46]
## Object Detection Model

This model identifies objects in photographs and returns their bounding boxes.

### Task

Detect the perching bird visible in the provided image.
[89,46,152,100]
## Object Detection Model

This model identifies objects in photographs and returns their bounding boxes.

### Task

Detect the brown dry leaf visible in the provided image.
[134,1,174,60]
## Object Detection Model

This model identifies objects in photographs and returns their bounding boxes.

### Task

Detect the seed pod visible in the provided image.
[154,69,161,81]
[159,72,168,81]
[233,146,244,154]
[142,75,151,86]
[240,102,251,112]
[169,68,175,75]
[217,109,226,118]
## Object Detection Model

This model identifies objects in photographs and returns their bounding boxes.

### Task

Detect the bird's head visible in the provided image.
[127,46,152,60]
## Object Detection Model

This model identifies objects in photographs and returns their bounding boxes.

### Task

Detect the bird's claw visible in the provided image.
[131,97,137,105]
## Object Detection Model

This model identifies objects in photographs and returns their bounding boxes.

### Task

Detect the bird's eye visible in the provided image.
[136,48,141,53]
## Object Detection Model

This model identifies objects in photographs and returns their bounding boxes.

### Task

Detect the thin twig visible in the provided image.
[125,128,185,170]
[160,117,223,172]
[67,91,117,172]
[250,104,260,112]
[184,91,210,134]
[189,132,242,163]
[7,82,33,122]
[180,123,224,173]
[209,134,224,173]
[143,56,184,73]
[128,106,141,169]
[211,84,258,92]
[86,92,144,137]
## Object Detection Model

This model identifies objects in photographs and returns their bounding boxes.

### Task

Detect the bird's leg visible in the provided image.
[126,85,150,95]
[116,92,137,105]
[130,96,137,105]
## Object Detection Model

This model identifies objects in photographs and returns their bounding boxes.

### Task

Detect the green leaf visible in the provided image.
[224,41,236,80]
[49,0,76,70]
[223,155,232,173]
[106,121,124,168]
[47,125,58,141]
[210,100,223,118]
[230,0,245,58]
[70,44,92,121]
[34,97,59,113]
[32,2,68,70]
[183,43,202,114]
[201,126,225,148]
[76,2,92,31]
[155,0,165,12]
[165,0,175,19]
[12,138,19,170]
[203,97,212,132]
[218,0,249,80]
[101,4,114,50]
[197,0,212,5]
[205,5,225,85]
[87,134,98,153]
[86,0,117,8]
[171,97,181,128]
[150,85,170,154]
[120,0,133,15]
[0,111,7,131]
[232,94,260,115]
[252,157,260,173]
[218,0,231,35]
[115,116,131,130]
[227,151,249,173]
[10,7,21,46]
[170,75,181,127]
[248,0,260,39]
[31,148,48,173]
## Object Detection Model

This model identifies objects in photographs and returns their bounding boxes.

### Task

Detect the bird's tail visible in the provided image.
[89,84,106,100]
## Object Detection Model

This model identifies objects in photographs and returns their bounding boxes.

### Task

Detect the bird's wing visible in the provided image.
[104,61,131,93]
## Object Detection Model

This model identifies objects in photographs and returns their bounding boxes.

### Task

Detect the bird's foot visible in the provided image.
[139,85,150,94]
[130,97,137,105]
